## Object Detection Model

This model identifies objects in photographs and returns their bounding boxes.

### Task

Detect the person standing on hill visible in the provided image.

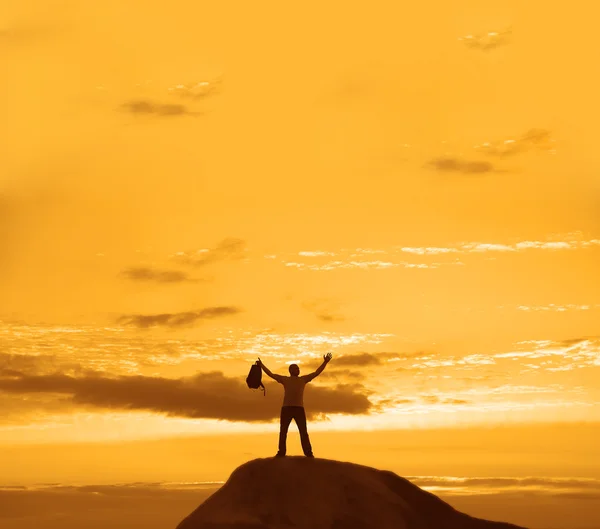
[257,353,333,458]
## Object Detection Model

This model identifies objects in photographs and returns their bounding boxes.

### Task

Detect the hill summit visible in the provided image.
[176,457,526,529]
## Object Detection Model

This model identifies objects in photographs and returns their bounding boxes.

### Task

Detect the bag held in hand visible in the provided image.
[246,361,266,396]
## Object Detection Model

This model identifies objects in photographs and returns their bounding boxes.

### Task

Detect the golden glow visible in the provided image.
[1,3,599,528]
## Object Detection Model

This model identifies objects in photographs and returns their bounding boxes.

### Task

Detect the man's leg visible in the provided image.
[277,407,293,456]
[294,407,314,457]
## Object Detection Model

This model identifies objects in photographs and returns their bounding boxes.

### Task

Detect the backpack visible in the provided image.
[246,362,266,396]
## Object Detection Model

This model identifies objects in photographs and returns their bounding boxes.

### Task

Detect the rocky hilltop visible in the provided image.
[176,457,526,529]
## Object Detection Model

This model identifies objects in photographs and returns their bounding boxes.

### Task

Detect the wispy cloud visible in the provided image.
[421,395,470,405]
[0,353,83,378]
[334,353,383,366]
[283,260,449,271]
[497,337,600,372]
[9,475,598,496]
[474,129,555,157]
[167,77,223,99]
[272,234,600,271]
[515,304,600,312]
[120,100,199,117]
[0,322,394,375]
[458,27,512,51]
[410,476,600,496]
[398,247,458,256]
[0,482,218,523]
[304,352,425,371]
[121,267,197,284]
[117,306,241,329]
[319,369,366,382]
[391,337,600,375]
[171,238,246,267]
[0,21,61,46]
[428,157,495,174]
[302,299,345,323]
[298,251,336,257]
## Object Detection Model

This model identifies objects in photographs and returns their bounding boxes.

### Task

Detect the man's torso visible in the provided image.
[280,376,309,407]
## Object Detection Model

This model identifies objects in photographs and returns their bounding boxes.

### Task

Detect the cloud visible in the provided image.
[443,398,470,405]
[120,267,197,284]
[302,299,345,323]
[428,157,495,174]
[399,247,458,256]
[410,476,600,493]
[168,78,223,99]
[474,129,555,157]
[319,369,366,382]
[496,337,600,372]
[421,396,468,405]
[119,78,221,119]
[1,479,597,529]
[121,100,198,117]
[0,323,398,383]
[0,21,61,46]
[0,353,83,377]
[516,304,599,312]
[275,234,600,271]
[0,484,217,523]
[0,368,24,377]
[172,238,246,267]
[458,27,512,51]
[334,353,382,366]
[0,370,372,422]
[117,306,241,328]
[304,352,426,370]
[559,336,599,347]
[315,313,344,322]
[284,260,427,271]
[298,251,336,257]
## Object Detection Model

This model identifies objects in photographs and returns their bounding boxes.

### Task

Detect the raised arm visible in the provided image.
[257,358,284,383]
[303,352,333,382]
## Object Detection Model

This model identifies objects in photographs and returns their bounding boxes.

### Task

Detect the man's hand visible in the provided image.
[323,352,333,363]
[257,358,263,366]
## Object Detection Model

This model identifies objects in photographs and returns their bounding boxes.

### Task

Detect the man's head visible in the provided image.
[288,364,300,377]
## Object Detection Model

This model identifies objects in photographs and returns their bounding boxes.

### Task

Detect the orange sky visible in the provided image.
[1,2,599,519]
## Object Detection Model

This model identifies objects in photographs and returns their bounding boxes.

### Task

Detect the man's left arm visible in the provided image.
[303,352,333,382]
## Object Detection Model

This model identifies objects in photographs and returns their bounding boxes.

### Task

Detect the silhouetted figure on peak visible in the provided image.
[258,353,333,457]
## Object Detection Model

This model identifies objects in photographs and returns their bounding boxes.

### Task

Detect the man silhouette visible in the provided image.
[257,353,333,458]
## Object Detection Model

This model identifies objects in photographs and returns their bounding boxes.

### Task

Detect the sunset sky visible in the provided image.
[1,0,599,528]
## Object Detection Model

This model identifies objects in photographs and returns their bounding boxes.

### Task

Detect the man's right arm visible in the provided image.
[257,358,284,383]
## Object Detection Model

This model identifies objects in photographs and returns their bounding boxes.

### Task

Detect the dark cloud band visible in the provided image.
[121,267,196,283]
[0,370,372,422]
[117,306,241,328]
